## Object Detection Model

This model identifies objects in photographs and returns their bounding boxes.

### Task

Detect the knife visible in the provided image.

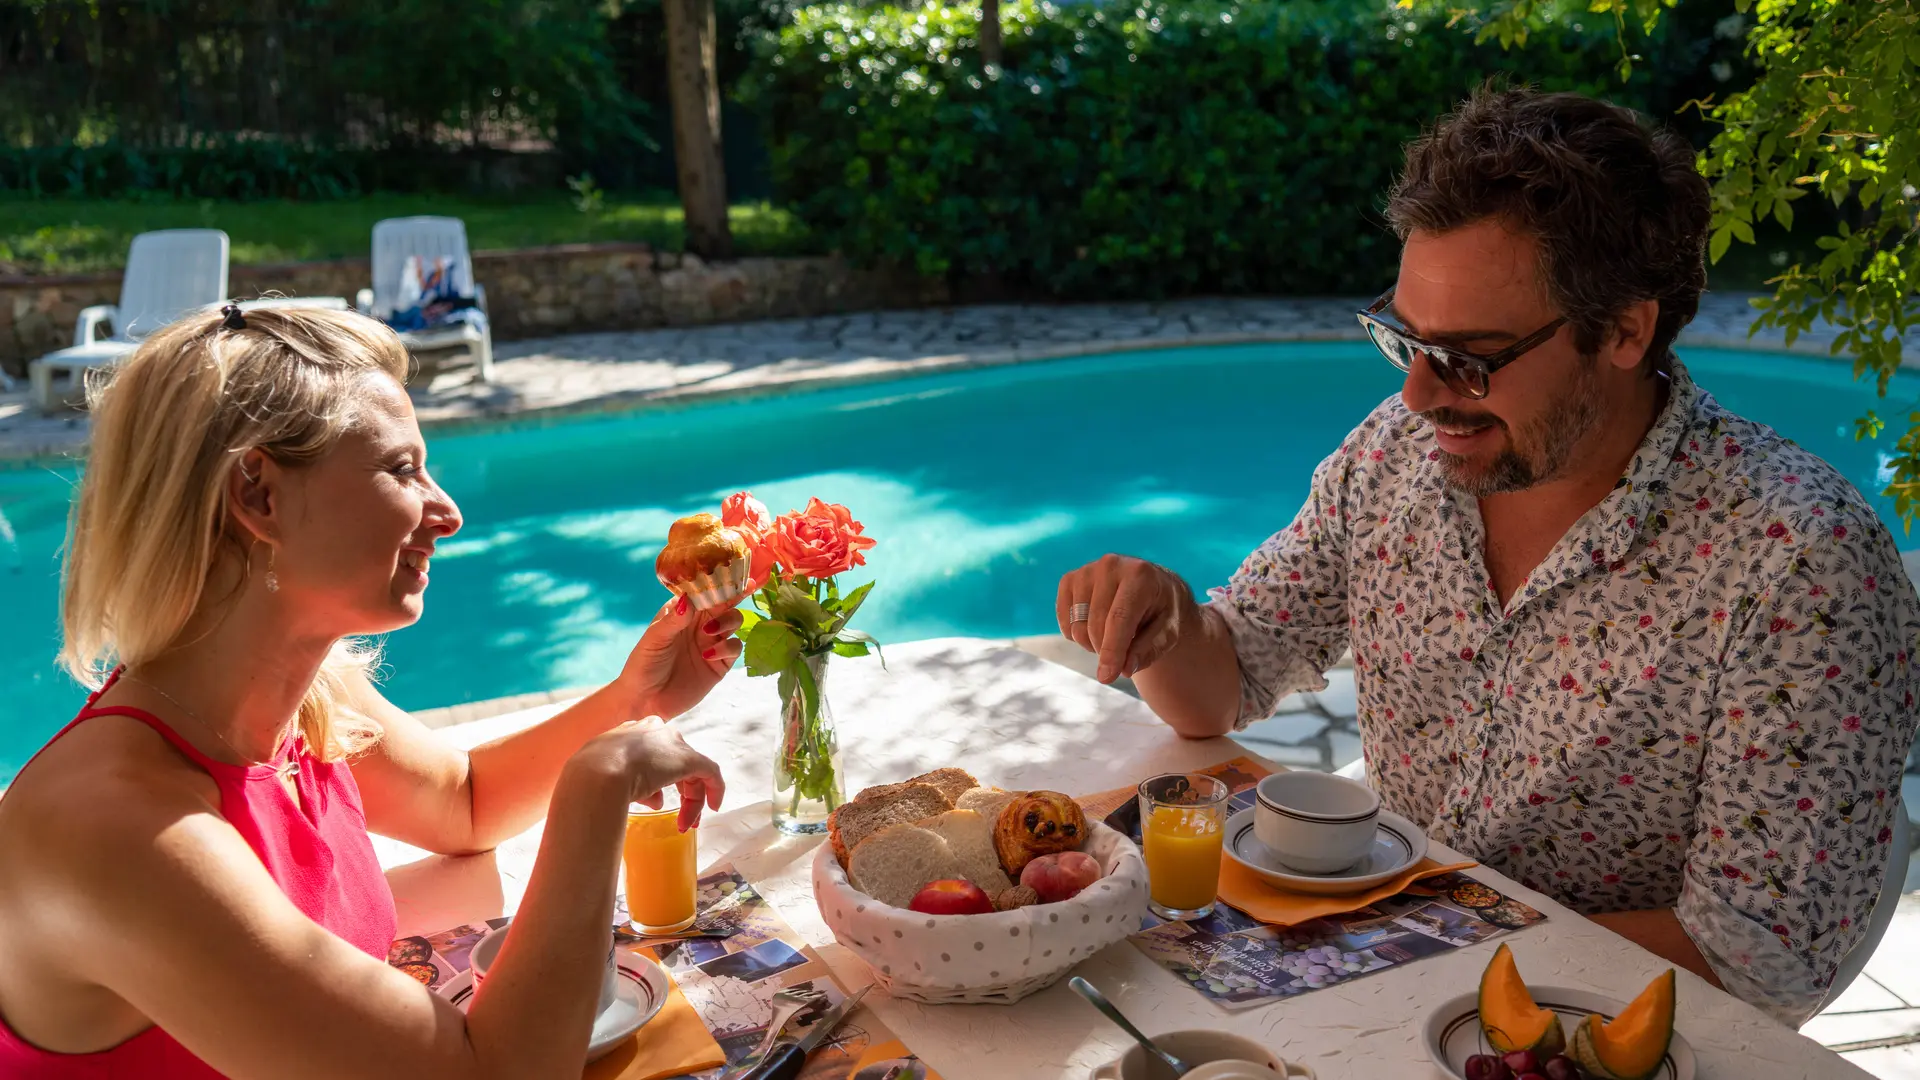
[737,984,872,1080]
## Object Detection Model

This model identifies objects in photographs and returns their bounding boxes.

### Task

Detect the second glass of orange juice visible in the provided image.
[1137,772,1229,921]
[623,792,699,935]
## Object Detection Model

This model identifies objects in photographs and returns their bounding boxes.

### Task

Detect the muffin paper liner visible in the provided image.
[660,553,753,611]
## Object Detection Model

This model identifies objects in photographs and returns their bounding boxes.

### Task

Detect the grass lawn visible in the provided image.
[0,192,814,274]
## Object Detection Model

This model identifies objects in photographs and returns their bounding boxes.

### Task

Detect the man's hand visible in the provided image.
[1056,555,1197,683]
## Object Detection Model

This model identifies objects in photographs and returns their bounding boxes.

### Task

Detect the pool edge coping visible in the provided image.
[0,325,1889,470]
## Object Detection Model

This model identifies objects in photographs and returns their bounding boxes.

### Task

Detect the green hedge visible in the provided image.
[750,0,1733,297]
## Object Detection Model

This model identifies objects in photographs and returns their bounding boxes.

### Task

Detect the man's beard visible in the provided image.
[1424,359,1603,497]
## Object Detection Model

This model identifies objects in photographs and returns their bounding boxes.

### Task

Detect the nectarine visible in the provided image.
[908,879,995,915]
[1019,850,1101,903]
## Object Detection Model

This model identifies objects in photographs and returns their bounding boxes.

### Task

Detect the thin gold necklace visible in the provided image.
[120,672,299,780]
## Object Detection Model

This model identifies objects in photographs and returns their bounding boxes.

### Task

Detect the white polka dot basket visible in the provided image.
[811,821,1149,1005]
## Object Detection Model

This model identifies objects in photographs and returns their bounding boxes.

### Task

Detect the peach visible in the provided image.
[1019,850,1102,903]
[908,879,996,916]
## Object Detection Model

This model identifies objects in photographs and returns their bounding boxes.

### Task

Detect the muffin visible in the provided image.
[656,513,754,610]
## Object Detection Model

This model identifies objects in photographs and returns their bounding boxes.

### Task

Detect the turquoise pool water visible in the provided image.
[3,342,1916,778]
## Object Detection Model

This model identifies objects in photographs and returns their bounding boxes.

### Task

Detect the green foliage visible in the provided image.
[1452,0,1920,526]
[748,0,1727,298]
[0,193,811,274]
[1,0,647,193]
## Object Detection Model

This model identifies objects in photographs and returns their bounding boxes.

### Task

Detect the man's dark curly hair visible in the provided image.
[1385,84,1711,375]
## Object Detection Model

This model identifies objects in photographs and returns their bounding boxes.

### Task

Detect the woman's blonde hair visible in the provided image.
[60,305,414,761]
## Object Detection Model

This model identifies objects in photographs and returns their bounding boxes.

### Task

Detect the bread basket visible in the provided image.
[812,821,1148,1005]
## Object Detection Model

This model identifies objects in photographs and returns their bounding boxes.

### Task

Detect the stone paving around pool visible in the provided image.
[0,291,1899,463]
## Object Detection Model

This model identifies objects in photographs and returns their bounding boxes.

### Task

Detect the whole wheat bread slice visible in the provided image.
[828,782,954,869]
[905,768,978,805]
[919,809,1013,894]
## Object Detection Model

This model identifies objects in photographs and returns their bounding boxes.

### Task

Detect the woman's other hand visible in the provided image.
[568,716,725,831]
[620,596,743,720]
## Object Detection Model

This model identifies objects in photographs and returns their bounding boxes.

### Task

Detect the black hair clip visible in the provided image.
[220,303,248,331]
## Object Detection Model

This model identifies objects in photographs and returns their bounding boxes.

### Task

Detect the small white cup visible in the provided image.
[470,925,620,1015]
[1252,771,1379,875]
[1088,1030,1317,1080]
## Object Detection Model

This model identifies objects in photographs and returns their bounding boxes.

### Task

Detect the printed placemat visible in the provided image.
[1082,757,1549,1013]
[389,862,946,1079]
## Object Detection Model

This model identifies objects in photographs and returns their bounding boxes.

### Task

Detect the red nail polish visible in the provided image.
[702,647,718,659]
[675,596,689,615]
[703,619,720,635]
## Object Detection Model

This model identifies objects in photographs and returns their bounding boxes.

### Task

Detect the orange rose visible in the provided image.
[765,498,875,579]
[720,491,773,539]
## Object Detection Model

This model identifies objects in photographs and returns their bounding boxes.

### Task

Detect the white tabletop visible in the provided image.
[373,637,1861,1079]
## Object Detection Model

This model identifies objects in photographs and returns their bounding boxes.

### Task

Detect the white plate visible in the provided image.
[1222,807,1428,896]
[1423,985,1696,1080]
[436,954,671,1064]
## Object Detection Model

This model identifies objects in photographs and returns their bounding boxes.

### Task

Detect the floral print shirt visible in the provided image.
[1209,359,1919,1026]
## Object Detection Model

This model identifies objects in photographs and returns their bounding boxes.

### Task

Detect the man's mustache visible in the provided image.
[1421,409,1506,431]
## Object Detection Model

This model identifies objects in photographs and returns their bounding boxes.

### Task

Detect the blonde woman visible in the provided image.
[0,305,741,1078]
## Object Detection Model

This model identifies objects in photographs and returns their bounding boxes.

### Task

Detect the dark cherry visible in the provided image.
[1542,1057,1585,1080]
[1463,1054,1513,1080]
[1502,1050,1541,1074]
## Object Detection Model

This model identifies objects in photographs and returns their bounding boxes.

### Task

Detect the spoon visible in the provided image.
[1069,976,1192,1078]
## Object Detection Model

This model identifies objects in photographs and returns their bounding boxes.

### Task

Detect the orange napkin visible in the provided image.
[1217,857,1478,927]
[584,948,726,1080]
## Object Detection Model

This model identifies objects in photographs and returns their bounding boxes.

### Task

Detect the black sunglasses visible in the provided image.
[1355,288,1567,400]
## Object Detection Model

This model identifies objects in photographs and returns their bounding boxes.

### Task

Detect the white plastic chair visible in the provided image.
[1332,757,1910,1011]
[27,229,230,412]
[354,216,493,383]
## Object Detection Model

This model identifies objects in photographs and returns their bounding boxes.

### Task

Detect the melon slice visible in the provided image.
[1478,942,1566,1057]
[1568,969,1677,1080]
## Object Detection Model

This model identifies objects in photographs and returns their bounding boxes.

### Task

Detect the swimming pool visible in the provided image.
[3,342,1916,778]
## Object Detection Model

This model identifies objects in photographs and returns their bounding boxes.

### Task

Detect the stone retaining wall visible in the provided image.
[0,244,948,378]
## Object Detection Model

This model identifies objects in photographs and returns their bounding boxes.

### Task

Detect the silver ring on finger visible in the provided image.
[1070,602,1091,625]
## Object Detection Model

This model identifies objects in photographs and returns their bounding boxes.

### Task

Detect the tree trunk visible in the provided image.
[663,0,732,259]
[980,0,1002,67]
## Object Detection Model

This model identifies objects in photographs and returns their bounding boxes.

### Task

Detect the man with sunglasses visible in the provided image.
[1056,86,1919,1026]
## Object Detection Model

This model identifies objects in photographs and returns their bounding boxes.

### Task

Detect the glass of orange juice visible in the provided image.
[1137,772,1229,921]
[623,791,700,935]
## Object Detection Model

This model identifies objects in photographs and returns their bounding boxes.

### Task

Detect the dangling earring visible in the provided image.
[264,546,280,593]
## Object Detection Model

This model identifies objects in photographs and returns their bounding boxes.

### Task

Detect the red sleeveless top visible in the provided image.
[0,672,397,1077]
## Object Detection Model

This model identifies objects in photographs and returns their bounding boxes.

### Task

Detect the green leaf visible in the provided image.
[834,628,887,669]
[771,582,833,636]
[1709,225,1733,264]
[834,581,876,628]
[744,619,803,678]
[737,608,765,638]
[1728,218,1754,245]
[831,640,871,658]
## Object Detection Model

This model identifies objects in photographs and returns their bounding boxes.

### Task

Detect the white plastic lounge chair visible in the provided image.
[27,229,230,412]
[1333,756,1911,1015]
[355,216,494,384]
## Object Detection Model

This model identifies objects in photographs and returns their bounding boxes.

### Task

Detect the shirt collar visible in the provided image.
[1387,354,1701,568]
[1592,355,1699,566]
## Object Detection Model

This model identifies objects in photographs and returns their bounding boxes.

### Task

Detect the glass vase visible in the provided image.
[772,652,845,835]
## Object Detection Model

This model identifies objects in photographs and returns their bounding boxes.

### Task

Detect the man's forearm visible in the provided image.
[1132,604,1244,739]
[1586,908,1724,989]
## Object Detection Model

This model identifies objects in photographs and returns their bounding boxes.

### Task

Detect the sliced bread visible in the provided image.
[906,768,978,805]
[919,810,1013,894]
[828,782,955,868]
[955,786,1016,822]
[847,823,966,908]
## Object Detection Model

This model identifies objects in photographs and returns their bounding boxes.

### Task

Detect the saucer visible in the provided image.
[1423,985,1695,1080]
[1222,807,1427,896]
[437,954,671,1063]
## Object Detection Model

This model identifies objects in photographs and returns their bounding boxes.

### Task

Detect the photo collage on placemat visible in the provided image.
[1081,758,1549,1013]
[391,864,944,1080]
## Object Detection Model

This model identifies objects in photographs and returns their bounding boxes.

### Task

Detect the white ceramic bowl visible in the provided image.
[1253,771,1380,875]
[1088,1030,1317,1079]
[813,821,1148,1004]
[1422,986,1696,1080]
